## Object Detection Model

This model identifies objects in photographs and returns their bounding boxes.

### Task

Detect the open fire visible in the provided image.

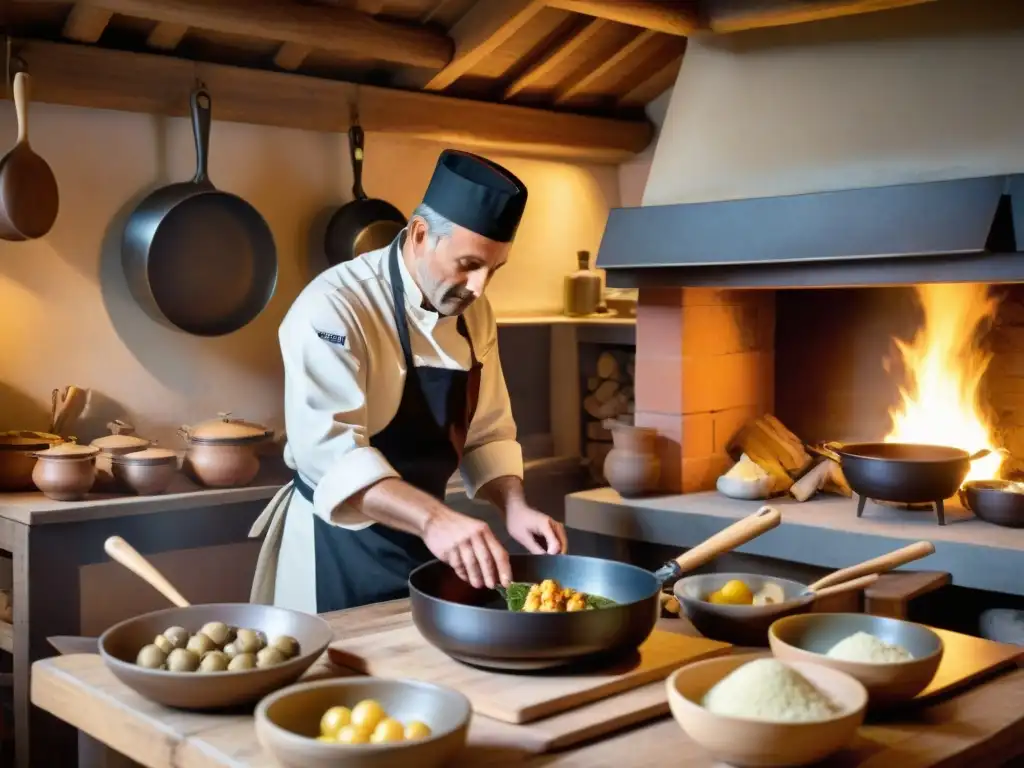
[884,283,1005,482]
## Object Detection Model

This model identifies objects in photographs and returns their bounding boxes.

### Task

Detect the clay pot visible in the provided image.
[31,442,99,501]
[180,412,273,488]
[0,431,64,492]
[602,421,660,497]
[112,448,179,495]
[91,420,152,489]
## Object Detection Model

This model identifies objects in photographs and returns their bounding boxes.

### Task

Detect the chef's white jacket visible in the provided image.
[251,237,524,612]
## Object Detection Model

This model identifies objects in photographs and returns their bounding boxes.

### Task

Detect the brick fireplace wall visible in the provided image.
[634,288,776,493]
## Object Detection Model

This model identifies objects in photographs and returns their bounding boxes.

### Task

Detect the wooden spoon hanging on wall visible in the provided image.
[0,72,59,241]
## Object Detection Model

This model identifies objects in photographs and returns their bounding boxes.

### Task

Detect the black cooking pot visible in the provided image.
[960,480,1024,528]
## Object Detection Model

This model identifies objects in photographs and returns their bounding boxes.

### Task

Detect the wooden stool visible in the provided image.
[864,571,951,620]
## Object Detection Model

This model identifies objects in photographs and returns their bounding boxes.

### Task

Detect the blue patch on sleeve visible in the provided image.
[316,330,347,346]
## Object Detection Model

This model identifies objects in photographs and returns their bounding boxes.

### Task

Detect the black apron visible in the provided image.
[294,237,482,612]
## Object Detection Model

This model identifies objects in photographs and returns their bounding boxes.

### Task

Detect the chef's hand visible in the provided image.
[505,504,568,556]
[423,507,513,589]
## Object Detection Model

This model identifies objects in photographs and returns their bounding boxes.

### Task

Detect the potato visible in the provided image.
[136,644,166,669]
[162,626,189,650]
[255,646,286,668]
[199,651,229,673]
[227,652,257,671]
[166,648,200,672]
[186,633,217,656]
[199,621,233,647]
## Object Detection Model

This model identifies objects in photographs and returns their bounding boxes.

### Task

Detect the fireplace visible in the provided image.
[596,174,1024,515]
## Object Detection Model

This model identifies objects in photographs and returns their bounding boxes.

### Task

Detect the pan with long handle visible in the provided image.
[122,87,278,337]
[409,505,783,670]
[323,122,405,266]
[0,72,59,241]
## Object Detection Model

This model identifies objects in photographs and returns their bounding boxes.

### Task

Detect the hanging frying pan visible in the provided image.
[122,86,278,337]
[323,122,405,266]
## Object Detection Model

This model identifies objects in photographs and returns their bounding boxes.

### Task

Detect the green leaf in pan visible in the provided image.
[496,582,616,612]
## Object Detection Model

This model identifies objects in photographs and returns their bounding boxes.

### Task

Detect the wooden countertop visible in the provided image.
[29,600,1024,768]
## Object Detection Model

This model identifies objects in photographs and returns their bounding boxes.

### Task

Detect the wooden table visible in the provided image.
[29,599,1024,768]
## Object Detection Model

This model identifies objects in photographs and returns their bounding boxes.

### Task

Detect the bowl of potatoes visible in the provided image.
[99,603,334,710]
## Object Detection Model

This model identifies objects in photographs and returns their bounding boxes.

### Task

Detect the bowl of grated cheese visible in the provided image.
[667,653,867,767]
[768,613,943,706]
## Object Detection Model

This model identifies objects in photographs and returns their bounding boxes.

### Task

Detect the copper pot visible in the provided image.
[31,442,99,501]
[179,412,273,488]
[112,448,179,495]
[0,431,64,492]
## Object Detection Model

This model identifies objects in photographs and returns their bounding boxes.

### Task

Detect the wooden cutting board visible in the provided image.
[917,626,1024,701]
[328,624,730,724]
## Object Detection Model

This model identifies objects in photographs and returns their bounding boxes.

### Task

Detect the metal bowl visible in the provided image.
[674,573,815,646]
[961,480,1024,528]
[667,652,867,767]
[99,603,334,710]
[255,677,471,768]
[768,613,943,706]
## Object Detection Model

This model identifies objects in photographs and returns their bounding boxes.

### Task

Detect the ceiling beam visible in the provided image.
[65,0,454,69]
[146,22,189,50]
[544,0,698,36]
[62,5,113,43]
[618,50,683,107]
[705,0,937,33]
[555,28,658,105]
[503,17,608,99]
[11,40,652,163]
[423,0,548,92]
[273,43,312,71]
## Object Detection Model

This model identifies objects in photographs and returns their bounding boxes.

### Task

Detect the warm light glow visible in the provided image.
[884,283,1004,482]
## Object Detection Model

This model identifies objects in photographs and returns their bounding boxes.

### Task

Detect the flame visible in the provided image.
[883,283,1004,482]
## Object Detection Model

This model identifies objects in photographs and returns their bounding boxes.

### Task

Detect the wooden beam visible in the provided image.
[503,17,608,99]
[706,0,937,33]
[424,0,548,92]
[11,41,652,163]
[545,0,698,36]
[618,50,683,106]
[68,0,454,69]
[555,28,658,105]
[273,43,312,71]
[62,5,113,43]
[146,22,189,50]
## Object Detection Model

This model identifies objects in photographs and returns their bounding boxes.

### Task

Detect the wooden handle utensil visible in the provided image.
[104,536,191,608]
[672,506,782,573]
[807,541,934,592]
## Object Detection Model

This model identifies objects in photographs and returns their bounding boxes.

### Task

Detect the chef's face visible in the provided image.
[408,217,510,316]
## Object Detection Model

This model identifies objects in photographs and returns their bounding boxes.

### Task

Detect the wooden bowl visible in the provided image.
[674,573,814,646]
[99,603,333,710]
[667,653,867,767]
[255,677,471,768]
[769,613,943,706]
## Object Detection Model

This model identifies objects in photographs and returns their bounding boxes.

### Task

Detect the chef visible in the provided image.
[250,149,568,613]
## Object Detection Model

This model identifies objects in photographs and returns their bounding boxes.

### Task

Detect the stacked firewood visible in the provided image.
[582,350,635,483]
[726,414,851,502]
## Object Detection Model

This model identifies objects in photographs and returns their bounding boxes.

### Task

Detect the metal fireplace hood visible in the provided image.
[596,175,1024,289]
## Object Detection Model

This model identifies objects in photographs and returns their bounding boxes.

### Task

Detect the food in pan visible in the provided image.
[702,658,841,722]
[826,631,914,663]
[317,699,433,745]
[133,623,301,672]
[704,579,786,607]
[501,579,617,612]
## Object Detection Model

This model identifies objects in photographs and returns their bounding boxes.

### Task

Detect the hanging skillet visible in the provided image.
[122,86,278,337]
[323,120,405,266]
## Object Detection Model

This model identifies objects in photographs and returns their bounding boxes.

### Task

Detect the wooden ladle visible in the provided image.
[0,72,59,241]
[807,540,935,592]
[104,535,191,608]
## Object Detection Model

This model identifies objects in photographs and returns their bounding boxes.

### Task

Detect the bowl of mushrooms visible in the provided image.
[99,603,334,710]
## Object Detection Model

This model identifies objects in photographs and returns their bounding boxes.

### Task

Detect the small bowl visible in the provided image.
[769,613,943,706]
[99,603,333,710]
[674,573,815,646]
[255,677,471,768]
[961,480,1024,528]
[667,653,867,767]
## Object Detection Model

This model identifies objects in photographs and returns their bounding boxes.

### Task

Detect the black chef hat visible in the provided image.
[421,150,528,243]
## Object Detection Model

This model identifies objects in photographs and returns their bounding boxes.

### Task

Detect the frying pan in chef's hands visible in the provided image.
[409,506,782,670]
[323,123,405,266]
[122,87,278,337]
[0,72,59,241]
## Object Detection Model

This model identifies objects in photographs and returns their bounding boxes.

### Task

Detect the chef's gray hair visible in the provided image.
[411,204,454,248]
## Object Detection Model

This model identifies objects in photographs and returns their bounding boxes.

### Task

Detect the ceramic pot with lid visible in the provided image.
[32,442,99,501]
[91,421,152,489]
[179,412,273,488]
[0,431,64,492]
[112,448,179,496]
